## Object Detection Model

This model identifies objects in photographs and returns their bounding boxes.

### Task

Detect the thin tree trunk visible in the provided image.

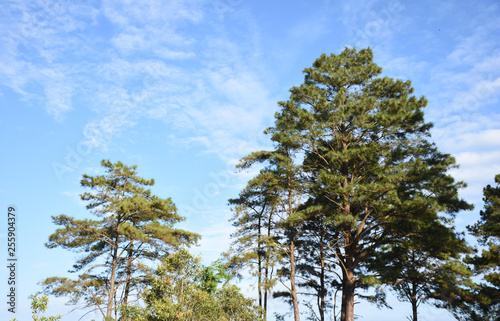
[411,250,418,321]
[411,298,418,321]
[319,240,325,321]
[287,177,300,321]
[333,288,339,321]
[411,274,418,321]
[114,290,118,321]
[290,237,300,321]
[264,287,268,321]
[107,233,120,319]
[258,215,263,312]
[264,212,273,321]
[123,246,134,307]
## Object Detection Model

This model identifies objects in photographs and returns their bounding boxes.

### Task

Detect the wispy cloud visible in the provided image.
[342,0,405,49]
[0,0,98,119]
[102,0,204,27]
[1,0,278,177]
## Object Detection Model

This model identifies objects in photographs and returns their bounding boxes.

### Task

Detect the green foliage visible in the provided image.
[42,160,200,320]
[31,295,62,321]
[371,216,474,321]
[227,170,283,320]
[295,209,340,321]
[470,174,500,243]
[197,259,233,294]
[121,248,263,321]
[234,47,471,321]
[287,48,469,321]
[10,295,62,321]
[230,132,307,321]
[453,174,500,320]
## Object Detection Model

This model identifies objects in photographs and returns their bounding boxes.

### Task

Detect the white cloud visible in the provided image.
[154,48,196,60]
[446,129,500,152]
[104,0,204,58]
[342,0,405,49]
[102,0,204,26]
[2,0,275,167]
[445,22,500,67]
[378,56,429,80]
[111,25,195,54]
[451,77,500,112]
[45,85,72,121]
[423,26,500,153]
[0,53,31,95]
[0,0,98,120]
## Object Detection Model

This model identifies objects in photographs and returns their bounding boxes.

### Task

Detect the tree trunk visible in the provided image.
[410,250,418,321]
[411,298,418,321]
[264,212,273,321]
[287,178,300,321]
[290,238,300,321]
[264,287,268,321]
[411,277,418,321]
[340,267,355,321]
[264,249,269,321]
[340,233,355,321]
[339,164,355,321]
[258,214,263,312]
[107,234,120,319]
[123,246,134,307]
[319,242,325,321]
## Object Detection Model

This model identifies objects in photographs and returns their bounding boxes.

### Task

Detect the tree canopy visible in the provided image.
[453,174,500,321]
[230,47,472,321]
[42,160,200,320]
[121,249,263,321]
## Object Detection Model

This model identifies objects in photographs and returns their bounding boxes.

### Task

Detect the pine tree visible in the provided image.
[42,160,200,320]
[234,145,306,321]
[296,204,340,321]
[263,47,470,321]
[456,174,500,320]
[374,220,473,321]
[228,172,280,320]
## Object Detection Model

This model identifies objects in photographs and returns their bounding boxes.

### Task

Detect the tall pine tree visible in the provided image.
[43,160,200,320]
[455,174,500,320]
[227,172,280,320]
[234,145,307,321]
[261,47,470,321]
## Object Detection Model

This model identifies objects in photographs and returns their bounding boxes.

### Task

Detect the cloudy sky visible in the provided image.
[1,0,499,320]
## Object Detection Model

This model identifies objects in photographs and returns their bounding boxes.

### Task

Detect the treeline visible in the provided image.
[225,48,499,321]
[37,160,261,321]
[28,48,499,321]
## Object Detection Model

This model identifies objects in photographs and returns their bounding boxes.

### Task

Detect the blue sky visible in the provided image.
[1,0,500,320]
